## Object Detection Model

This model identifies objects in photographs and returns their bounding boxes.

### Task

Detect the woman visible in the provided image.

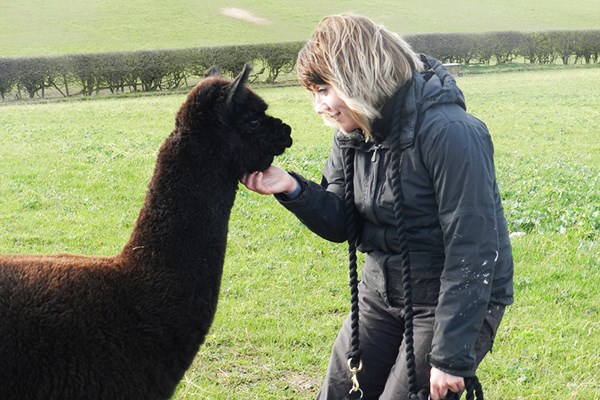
[241,14,513,400]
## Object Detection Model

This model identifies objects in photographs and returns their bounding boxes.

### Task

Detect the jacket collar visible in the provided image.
[336,78,415,151]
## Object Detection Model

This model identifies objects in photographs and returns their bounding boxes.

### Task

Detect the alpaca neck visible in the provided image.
[121,132,238,268]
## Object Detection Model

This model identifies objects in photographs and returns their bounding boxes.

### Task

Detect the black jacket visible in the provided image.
[278,56,514,376]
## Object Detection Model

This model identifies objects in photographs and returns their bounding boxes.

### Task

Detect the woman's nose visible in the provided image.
[315,97,329,114]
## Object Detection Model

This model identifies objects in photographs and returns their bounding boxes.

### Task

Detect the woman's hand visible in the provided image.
[240,165,298,195]
[429,367,465,400]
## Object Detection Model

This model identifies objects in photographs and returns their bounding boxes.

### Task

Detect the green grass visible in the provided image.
[1,69,599,399]
[1,0,600,57]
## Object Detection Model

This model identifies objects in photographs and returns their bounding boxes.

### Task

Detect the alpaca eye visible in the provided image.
[247,119,260,130]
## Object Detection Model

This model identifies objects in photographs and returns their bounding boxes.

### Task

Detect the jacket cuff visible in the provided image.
[428,354,476,378]
[274,172,307,204]
[279,177,303,200]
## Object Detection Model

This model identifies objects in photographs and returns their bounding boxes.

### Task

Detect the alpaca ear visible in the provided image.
[204,65,220,77]
[225,64,252,113]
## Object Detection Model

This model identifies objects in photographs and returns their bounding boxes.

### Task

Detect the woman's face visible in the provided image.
[312,84,360,133]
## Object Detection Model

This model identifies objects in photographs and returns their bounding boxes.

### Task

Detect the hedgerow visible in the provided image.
[1,30,598,101]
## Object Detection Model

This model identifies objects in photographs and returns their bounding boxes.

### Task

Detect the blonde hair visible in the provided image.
[297,14,424,141]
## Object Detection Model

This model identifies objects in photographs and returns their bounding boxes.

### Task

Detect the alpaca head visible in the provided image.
[175,64,293,177]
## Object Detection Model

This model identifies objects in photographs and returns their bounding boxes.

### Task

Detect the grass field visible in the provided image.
[1,0,600,57]
[0,68,598,399]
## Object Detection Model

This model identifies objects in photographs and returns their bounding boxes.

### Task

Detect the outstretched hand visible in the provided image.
[240,165,297,195]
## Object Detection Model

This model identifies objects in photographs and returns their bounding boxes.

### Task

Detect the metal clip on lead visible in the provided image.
[347,358,363,399]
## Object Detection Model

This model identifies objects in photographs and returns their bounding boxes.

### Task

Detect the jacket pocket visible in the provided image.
[475,304,506,362]
[362,252,391,306]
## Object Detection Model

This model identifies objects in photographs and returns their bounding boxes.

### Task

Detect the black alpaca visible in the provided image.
[0,65,292,400]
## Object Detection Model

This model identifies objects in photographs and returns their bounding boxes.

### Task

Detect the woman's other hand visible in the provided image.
[429,367,465,400]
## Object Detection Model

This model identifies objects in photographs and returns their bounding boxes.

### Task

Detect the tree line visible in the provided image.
[1,30,598,101]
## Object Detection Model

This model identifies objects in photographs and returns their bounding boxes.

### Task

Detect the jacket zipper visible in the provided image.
[366,144,384,223]
[371,144,383,162]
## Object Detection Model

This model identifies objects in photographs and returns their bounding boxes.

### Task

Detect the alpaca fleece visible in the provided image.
[0,65,292,400]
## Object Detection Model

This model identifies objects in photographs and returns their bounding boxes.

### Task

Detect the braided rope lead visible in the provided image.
[388,100,484,399]
[391,139,485,400]
[343,148,363,400]
[389,146,421,399]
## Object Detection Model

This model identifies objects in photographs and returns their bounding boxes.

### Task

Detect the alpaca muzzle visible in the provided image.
[270,120,293,156]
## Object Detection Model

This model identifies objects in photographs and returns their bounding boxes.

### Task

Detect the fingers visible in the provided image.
[241,166,294,195]
[429,368,465,400]
[429,382,446,400]
[240,171,264,192]
[240,171,259,187]
[448,378,465,394]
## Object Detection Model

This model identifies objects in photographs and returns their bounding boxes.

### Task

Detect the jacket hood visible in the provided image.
[412,54,466,116]
[385,54,467,149]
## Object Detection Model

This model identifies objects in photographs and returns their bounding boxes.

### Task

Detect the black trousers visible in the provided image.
[316,281,504,400]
